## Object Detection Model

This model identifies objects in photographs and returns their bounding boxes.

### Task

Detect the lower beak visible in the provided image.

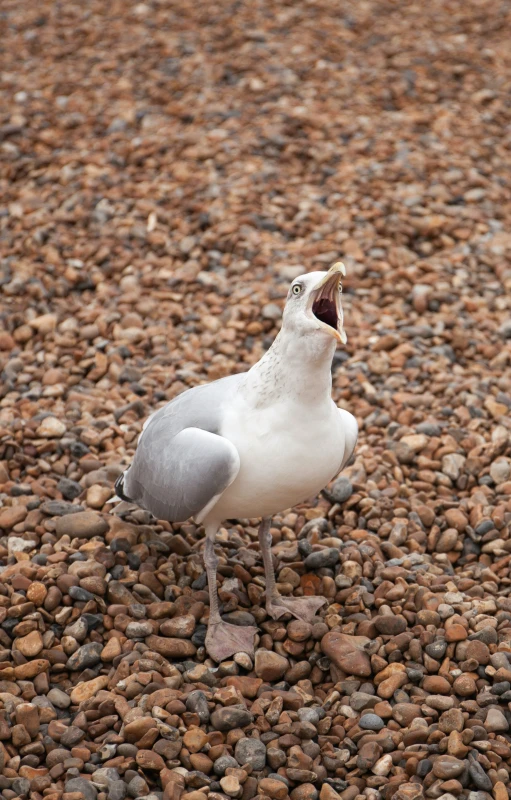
[311,262,347,344]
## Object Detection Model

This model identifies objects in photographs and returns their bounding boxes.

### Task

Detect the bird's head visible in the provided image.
[282,262,347,345]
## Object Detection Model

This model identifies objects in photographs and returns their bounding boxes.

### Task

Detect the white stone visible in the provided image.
[372,754,393,776]
[485,706,509,732]
[490,457,510,485]
[36,417,66,438]
[8,537,36,554]
[442,453,466,481]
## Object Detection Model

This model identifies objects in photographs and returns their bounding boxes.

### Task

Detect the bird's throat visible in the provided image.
[242,327,335,409]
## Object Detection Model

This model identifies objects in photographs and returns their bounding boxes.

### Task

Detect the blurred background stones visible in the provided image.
[0,1,511,800]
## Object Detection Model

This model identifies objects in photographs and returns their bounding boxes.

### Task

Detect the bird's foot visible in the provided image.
[205,620,257,663]
[266,594,327,623]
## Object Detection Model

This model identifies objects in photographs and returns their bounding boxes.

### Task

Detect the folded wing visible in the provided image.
[118,374,243,524]
[123,424,240,523]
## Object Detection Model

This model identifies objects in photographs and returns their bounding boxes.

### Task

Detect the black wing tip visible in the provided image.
[115,472,134,503]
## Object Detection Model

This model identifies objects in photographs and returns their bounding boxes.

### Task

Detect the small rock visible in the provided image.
[160,614,196,638]
[304,547,339,569]
[444,509,468,532]
[254,650,288,681]
[125,621,153,638]
[374,615,407,635]
[210,705,254,731]
[484,707,509,732]
[87,484,113,508]
[220,775,242,797]
[55,511,108,539]
[58,478,83,500]
[16,630,43,657]
[136,750,166,770]
[259,778,289,800]
[70,675,109,704]
[65,778,97,800]
[0,505,28,529]
[432,756,465,779]
[36,416,66,438]
[183,728,208,753]
[330,476,353,503]
[490,458,510,484]
[214,755,239,776]
[47,688,71,709]
[468,758,493,791]
[321,632,371,677]
[359,714,384,731]
[67,642,103,670]
[145,634,196,659]
[234,737,266,770]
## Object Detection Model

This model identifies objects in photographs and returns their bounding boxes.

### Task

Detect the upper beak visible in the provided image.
[311,262,348,344]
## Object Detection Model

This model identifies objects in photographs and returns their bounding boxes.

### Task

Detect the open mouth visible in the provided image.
[310,262,347,343]
[312,295,338,330]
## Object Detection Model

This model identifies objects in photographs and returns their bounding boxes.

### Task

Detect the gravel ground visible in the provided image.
[1,1,511,800]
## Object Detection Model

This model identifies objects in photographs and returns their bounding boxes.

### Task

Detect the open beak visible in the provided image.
[310,262,347,344]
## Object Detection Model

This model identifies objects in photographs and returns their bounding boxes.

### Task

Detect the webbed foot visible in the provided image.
[205,620,257,662]
[266,594,327,623]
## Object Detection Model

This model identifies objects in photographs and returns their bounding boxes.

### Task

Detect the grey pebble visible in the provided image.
[425,641,447,659]
[214,755,238,776]
[350,692,380,711]
[67,642,103,671]
[359,713,384,731]
[297,707,320,725]
[125,621,153,638]
[304,547,339,570]
[117,743,138,757]
[57,477,83,500]
[60,725,86,747]
[108,781,127,800]
[92,768,121,785]
[65,777,98,800]
[127,776,149,798]
[186,690,210,723]
[68,585,95,601]
[40,499,84,515]
[331,475,353,503]
[47,687,71,709]
[11,778,30,797]
[235,737,266,770]
[468,758,493,791]
[210,705,253,731]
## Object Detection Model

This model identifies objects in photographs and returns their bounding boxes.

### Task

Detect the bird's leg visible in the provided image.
[203,524,257,662]
[259,517,326,623]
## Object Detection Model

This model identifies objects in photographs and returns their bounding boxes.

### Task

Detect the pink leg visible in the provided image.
[258,518,327,623]
[203,526,257,662]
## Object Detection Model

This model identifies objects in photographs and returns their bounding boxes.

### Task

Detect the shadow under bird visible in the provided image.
[115,262,358,662]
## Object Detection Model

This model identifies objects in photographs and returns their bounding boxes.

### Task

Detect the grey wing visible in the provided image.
[123,424,240,524]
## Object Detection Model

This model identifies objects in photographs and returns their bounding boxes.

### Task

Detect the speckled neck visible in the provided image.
[241,325,336,409]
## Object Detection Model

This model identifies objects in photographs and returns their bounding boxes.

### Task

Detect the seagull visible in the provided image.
[115,262,358,662]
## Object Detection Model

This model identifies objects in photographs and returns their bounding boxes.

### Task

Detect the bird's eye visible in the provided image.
[292,284,302,295]
[338,283,343,293]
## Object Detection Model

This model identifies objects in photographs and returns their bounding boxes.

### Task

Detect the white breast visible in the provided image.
[208,397,345,522]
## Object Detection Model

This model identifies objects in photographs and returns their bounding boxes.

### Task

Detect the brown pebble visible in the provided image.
[445,624,467,642]
[136,749,166,770]
[259,777,289,800]
[321,632,371,677]
[453,674,476,696]
[254,649,289,681]
[423,676,451,694]
[183,727,208,753]
[15,630,44,657]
